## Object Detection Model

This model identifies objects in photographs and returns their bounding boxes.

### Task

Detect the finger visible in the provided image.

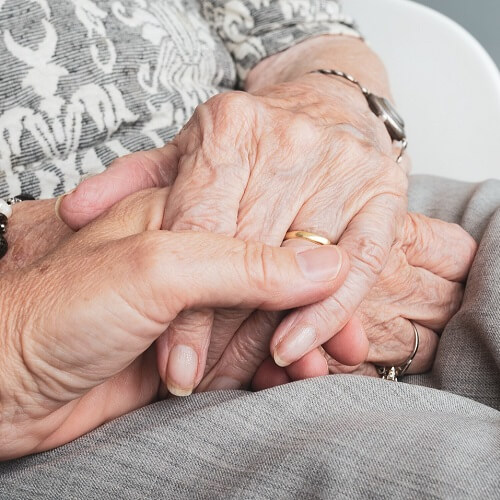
[159,106,255,395]
[402,213,477,282]
[160,308,215,396]
[405,322,438,374]
[146,239,349,396]
[57,144,179,230]
[279,241,368,369]
[157,309,215,396]
[204,307,254,375]
[198,310,285,392]
[252,357,291,391]
[322,315,369,366]
[393,264,464,331]
[270,193,405,367]
[283,318,369,382]
[284,349,329,381]
[162,95,254,234]
[201,313,341,393]
[73,187,170,244]
[366,318,438,374]
[205,239,323,384]
[203,203,315,380]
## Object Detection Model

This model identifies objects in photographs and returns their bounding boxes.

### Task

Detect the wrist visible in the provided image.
[246,35,392,100]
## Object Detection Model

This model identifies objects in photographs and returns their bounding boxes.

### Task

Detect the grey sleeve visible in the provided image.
[199,0,361,85]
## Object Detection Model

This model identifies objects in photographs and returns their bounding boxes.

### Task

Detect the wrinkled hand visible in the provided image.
[1,188,349,460]
[58,75,408,395]
[196,214,477,392]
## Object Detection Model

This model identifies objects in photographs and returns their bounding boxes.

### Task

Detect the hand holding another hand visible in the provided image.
[0,189,349,460]
[58,74,408,394]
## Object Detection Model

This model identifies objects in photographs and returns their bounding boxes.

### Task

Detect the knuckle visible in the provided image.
[422,277,444,307]
[332,129,378,162]
[187,94,255,180]
[254,310,282,332]
[170,214,234,235]
[211,90,252,109]
[231,333,269,375]
[205,91,255,133]
[215,308,250,325]
[319,296,352,334]
[354,235,388,278]
[423,281,463,329]
[242,241,280,294]
[446,283,465,317]
[453,225,478,268]
[331,132,407,191]
[168,190,237,235]
[333,128,364,157]
[288,112,319,143]
[169,309,213,337]
[403,213,429,254]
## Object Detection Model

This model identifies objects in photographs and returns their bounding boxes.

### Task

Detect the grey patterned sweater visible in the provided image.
[0,0,359,199]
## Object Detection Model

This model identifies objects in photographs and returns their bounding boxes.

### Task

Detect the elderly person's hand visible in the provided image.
[57,37,408,395]
[196,213,477,391]
[0,189,349,461]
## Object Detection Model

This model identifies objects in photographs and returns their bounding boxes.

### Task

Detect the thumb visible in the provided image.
[130,231,349,324]
[56,144,179,230]
[156,234,350,316]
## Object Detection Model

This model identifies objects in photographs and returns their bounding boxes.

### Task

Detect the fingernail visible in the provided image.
[296,246,342,281]
[166,345,198,397]
[274,325,316,367]
[54,188,77,222]
[206,376,241,391]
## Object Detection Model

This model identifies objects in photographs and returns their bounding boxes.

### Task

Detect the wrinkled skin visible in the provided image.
[2,195,475,397]
[197,213,476,391]
[59,74,410,394]
[0,190,349,460]
[0,194,475,460]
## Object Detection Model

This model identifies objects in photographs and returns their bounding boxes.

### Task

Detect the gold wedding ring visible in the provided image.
[284,231,331,246]
[376,321,420,382]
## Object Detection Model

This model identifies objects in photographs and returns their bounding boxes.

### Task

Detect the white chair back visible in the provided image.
[345,0,500,181]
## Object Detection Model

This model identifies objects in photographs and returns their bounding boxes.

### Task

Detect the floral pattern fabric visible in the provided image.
[0,0,358,198]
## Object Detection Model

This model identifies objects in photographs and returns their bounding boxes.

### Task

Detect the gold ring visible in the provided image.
[376,321,420,382]
[284,231,331,246]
